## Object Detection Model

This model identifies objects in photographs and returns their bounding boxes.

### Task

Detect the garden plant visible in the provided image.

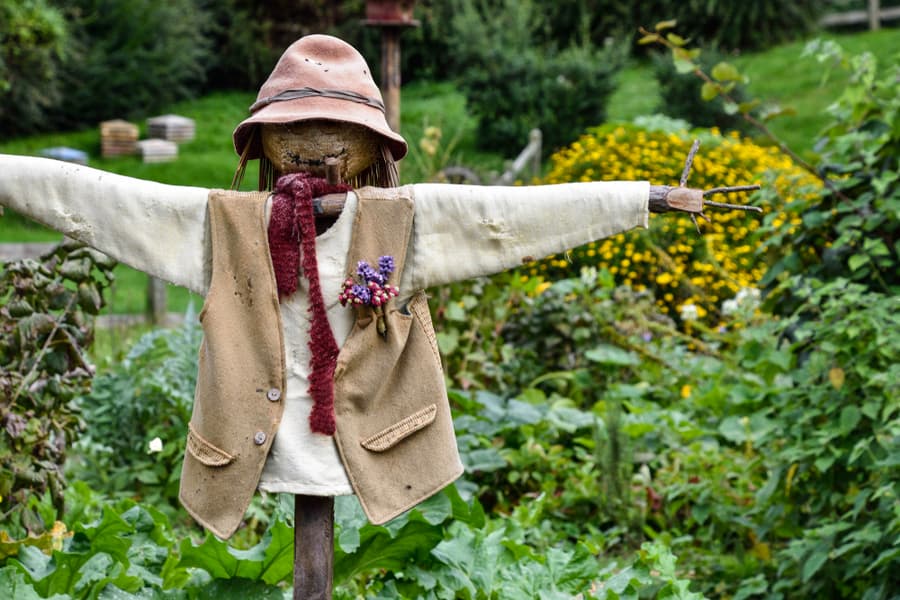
[0,10,898,600]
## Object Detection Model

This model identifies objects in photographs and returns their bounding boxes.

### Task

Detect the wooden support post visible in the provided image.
[293,495,334,600]
[530,129,542,181]
[325,157,342,186]
[868,0,881,30]
[146,277,167,325]
[380,26,402,135]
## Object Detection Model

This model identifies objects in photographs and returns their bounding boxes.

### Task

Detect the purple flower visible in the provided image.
[351,284,371,305]
[340,255,400,319]
[357,261,384,285]
[378,255,395,278]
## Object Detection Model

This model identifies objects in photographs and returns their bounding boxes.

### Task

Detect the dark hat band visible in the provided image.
[249,87,385,114]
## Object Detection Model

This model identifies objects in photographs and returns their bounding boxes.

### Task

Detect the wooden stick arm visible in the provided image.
[313,192,349,216]
[649,186,702,213]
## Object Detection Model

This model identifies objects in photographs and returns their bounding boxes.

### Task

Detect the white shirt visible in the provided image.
[0,154,649,495]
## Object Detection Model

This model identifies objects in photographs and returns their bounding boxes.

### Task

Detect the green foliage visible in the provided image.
[404,0,824,86]
[433,270,766,564]
[67,312,201,519]
[760,41,900,305]
[0,0,69,135]
[0,240,115,537]
[737,279,900,599]
[631,1,825,52]
[0,481,701,598]
[202,0,281,92]
[0,482,286,598]
[333,486,702,599]
[48,0,213,131]
[653,48,750,132]
[449,0,622,156]
[432,264,900,597]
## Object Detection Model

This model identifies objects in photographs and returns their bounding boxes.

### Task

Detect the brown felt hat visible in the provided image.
[233,35,408,161]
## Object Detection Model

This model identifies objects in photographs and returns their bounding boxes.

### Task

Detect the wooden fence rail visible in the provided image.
[821,1,900,29]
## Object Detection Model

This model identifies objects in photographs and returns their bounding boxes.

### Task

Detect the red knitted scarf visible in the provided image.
[268,173,351,435]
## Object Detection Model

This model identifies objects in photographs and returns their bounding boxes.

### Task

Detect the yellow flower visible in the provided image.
[536,122,821,326]
[680,384,692,399]
[534,281,552,295]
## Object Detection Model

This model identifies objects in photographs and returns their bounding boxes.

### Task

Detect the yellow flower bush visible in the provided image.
[532,123,820,322]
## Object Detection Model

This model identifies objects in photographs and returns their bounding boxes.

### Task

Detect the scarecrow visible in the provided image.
[0,35,758,541]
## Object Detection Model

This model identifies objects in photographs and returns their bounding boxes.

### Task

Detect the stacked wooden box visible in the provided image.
[100,120,139,157]
[136,139,178,163]
[147,114,196,142]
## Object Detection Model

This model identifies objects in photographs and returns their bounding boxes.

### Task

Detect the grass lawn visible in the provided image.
[608,28,900,154]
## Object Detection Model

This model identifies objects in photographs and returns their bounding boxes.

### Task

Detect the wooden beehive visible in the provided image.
[136,139,178,163]
[100,119,139,157]
[147,114,196,142]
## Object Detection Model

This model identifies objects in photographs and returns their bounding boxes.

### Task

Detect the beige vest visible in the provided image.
[179,188,462,539]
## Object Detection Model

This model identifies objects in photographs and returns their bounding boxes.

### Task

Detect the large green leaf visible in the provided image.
[430,524,505,594]
[585,344,639,367]
[178,519,294,586]
[0,568,44,600]
[334,520,443,585]
[193,577,286,599]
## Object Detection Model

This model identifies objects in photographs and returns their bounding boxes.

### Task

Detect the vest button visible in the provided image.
[266,388,281,402]
[253,431,267,445]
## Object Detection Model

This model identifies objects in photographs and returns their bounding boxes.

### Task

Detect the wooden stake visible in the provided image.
[293,495,334,600]
[325,157,342,186]
[380,27,402,134]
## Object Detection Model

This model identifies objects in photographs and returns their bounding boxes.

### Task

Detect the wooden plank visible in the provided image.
[821,5,900,26]
[293,495,334,600]
[146,277,168,325]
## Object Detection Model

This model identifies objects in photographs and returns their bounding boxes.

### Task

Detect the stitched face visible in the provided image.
[260,120,381,180]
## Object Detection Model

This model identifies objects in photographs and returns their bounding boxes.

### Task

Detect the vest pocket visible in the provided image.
[186,423,234,467]
[360,403,437,452]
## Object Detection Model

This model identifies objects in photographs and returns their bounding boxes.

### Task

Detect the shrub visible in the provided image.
[535,121,821,323]
[760,41,900,310]
[736,280,900,599]
[0,241,115,537]
[67,312,201,521]
[653,48,750,132]
[47,0,212,130]
[202,0,280,92]
[450,0,622,156]
[0,0,69,136]
[626,0,826,52]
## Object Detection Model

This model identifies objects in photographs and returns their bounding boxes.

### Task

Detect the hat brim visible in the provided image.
[233,96,408,162]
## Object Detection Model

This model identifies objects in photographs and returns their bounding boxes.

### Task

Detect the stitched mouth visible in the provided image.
[286,147,348,167]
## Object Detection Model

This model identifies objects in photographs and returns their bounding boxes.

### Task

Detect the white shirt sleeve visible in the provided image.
[403,181,649,290]
[0,154,210,295]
